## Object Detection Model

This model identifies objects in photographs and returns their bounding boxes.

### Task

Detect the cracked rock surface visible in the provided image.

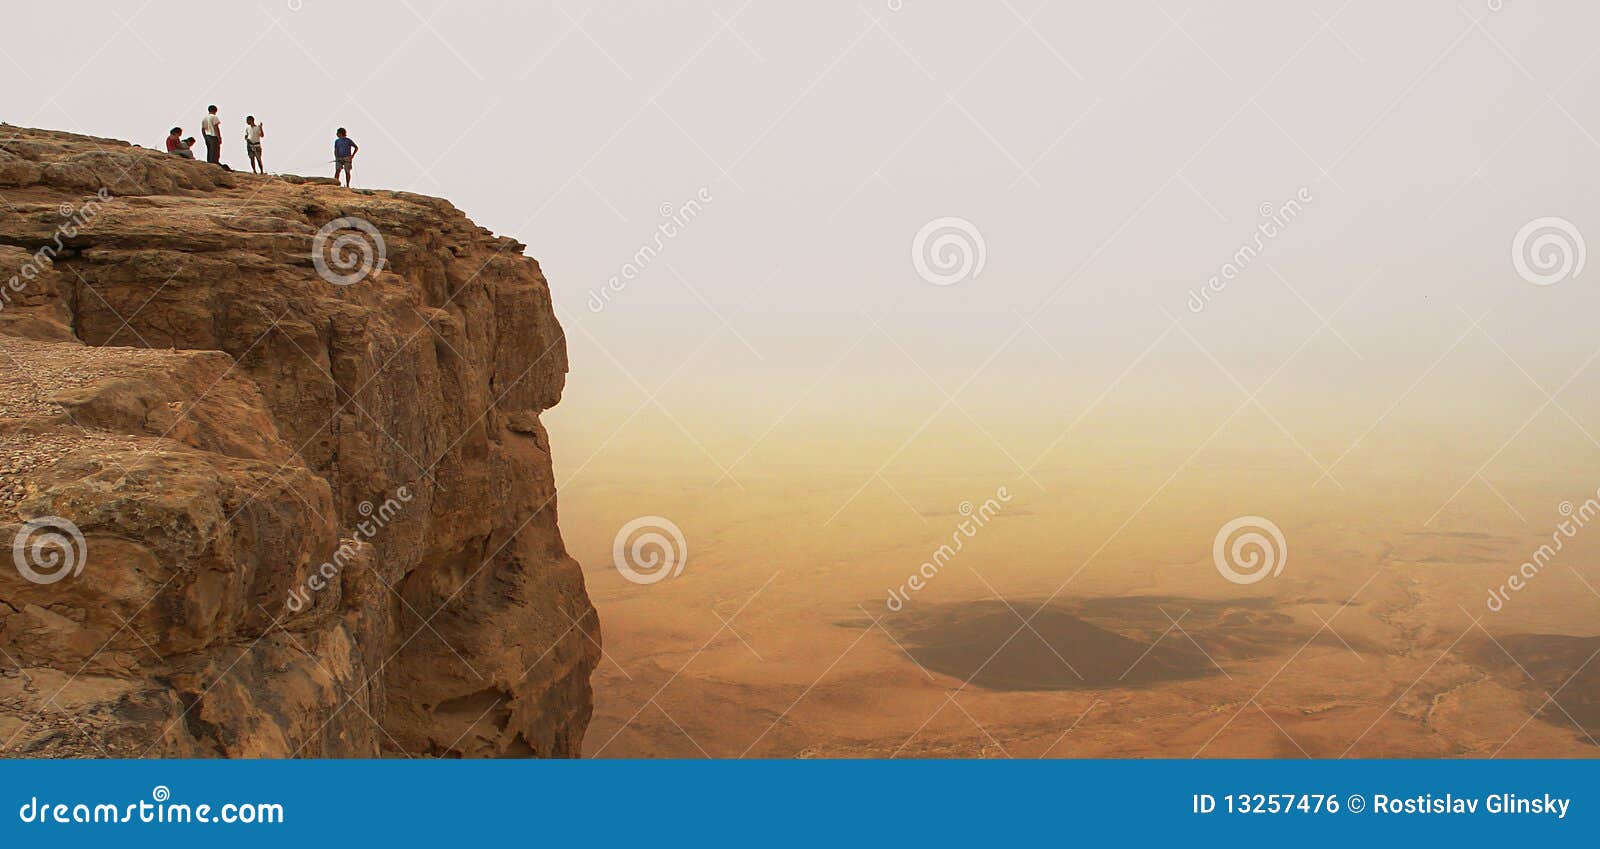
[0,124,598,758]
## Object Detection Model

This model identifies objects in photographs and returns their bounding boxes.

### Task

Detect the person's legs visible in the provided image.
[204,134,220,164]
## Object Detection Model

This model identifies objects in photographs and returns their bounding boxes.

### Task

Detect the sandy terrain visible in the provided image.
[555,457,1600,758]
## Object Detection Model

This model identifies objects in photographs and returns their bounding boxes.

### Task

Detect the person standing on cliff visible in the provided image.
[201,105,222,164]
[244,116,265,174]
[333,128,358,188]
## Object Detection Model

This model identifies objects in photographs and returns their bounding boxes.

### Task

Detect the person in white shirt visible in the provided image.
[200,105,222,164]
[244,116,265,174]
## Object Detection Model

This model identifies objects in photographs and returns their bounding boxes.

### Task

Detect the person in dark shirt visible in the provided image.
[333,128,359,188]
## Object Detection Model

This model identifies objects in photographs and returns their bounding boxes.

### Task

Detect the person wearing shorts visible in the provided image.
[333,128,358,187]
[244,116,265,174]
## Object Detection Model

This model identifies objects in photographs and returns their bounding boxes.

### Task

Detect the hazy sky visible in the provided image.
[6,1,1600,508]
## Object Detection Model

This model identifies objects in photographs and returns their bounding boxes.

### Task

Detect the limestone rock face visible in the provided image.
[0,125,598,757]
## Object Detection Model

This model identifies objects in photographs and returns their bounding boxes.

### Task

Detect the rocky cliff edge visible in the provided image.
[0,124,598,757]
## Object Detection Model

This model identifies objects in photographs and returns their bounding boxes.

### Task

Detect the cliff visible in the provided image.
[0,125,598,757]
